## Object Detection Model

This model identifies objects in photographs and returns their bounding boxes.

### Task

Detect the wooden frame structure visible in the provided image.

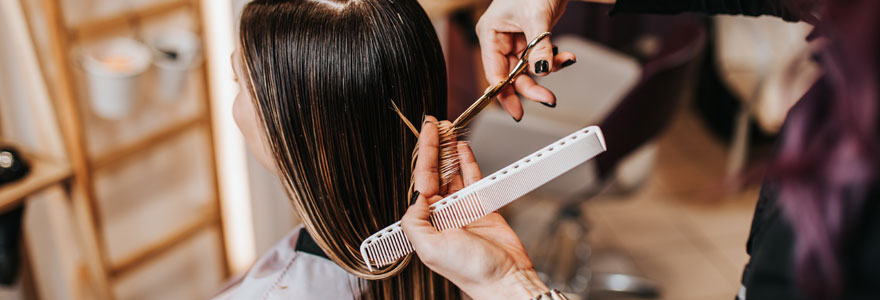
[0,0,231,298]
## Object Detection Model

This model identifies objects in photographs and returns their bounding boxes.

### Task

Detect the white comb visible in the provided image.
[360,126,607,271]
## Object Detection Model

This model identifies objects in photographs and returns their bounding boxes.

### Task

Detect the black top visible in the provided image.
[608,1,880,299]
[611,0,802,21]
[743,183,880,300]
[295,227,330,260]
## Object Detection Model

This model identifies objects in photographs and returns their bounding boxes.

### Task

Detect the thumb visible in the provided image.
[523,24,554,77]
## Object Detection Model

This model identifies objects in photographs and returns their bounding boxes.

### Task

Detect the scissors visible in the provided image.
[451,32,553,129]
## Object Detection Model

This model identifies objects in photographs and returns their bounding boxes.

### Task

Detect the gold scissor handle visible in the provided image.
[452,32,552,128]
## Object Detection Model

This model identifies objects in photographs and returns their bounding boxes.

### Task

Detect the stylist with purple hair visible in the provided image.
[402,0,880,299]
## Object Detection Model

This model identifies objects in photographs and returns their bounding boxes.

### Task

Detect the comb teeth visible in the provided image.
[431,192,485,231]
[361,126,607,270]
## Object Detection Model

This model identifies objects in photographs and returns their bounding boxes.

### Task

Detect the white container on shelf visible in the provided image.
[151,29,201,103]
[81,38,151,120]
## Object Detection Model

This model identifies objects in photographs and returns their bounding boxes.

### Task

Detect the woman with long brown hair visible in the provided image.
[216,0,545,298]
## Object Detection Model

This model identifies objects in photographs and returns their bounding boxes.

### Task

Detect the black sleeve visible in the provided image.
[610,0,802,22]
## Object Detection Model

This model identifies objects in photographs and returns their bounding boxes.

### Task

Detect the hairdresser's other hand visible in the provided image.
[476,0,578,121]
[402,116,548,300]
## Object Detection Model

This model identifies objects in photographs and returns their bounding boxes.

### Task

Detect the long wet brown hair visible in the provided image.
[239,0,460,298]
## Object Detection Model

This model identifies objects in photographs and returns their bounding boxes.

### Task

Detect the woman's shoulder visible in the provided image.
[212,225,363,299]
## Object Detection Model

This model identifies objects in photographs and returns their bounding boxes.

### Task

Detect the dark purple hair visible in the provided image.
[769,0,880,298]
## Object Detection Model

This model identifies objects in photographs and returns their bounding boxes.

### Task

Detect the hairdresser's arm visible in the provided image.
[476,0,578,121]
[477,0,804,120]
[401,116,550,300]
[609,0,803,21]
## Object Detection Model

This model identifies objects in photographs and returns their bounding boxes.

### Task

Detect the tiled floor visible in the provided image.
[510,105,762,300]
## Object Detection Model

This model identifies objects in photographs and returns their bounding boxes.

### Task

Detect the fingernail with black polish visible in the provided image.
[552,46,558,56]
[542,101,556,108]
[535,60,549,74]
[561,59,576,67]
[409,191,420,206]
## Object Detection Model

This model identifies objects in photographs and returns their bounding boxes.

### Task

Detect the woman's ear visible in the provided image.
[232,50,278,173]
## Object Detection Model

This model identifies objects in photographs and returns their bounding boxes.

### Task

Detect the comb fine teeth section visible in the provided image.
[430,191,486,231]
[360,126,606,270]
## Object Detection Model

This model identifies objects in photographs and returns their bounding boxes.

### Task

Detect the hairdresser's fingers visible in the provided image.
[504,50,575,107]
[513,34,529,54]
[513,75,556,106]
[505,50,574,107]
[477,29,514,91]
[553,51,577,70]
[496,54,526,121]
[457,142,483,186]
[480,40,523,120]
[523,26,554,77]
[496,87,524,122]
[415,116,441,198]
[447,173,464,195]
[401,195,440,252]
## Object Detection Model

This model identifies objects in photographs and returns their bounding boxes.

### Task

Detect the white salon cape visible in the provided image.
[212,225,364,299]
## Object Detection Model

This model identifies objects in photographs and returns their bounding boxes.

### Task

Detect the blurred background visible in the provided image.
[0,0,816,299]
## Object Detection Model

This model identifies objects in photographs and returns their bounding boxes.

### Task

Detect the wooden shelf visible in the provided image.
[70,1,190,41]
[33,0,231,297]
[0,156,72,213]
[91,115,206,170]
[109,205,218,279]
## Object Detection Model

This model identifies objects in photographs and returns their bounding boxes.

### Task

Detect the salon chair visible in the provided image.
[469,21,705,299]
[711,15,815,176]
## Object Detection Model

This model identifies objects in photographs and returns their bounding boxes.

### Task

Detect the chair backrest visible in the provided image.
[596,22,707,177]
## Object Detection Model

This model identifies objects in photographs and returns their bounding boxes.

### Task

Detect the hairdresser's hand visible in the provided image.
[401,116,548,300]
[476,0,578,121]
